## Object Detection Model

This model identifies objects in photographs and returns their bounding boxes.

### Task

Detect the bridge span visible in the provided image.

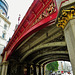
[1,0,75,75]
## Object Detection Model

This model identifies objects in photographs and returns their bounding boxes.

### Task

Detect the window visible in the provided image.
[4,24,7,30]
[2,33,6,38]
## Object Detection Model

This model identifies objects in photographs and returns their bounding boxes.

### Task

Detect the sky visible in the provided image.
[5,0,34,37]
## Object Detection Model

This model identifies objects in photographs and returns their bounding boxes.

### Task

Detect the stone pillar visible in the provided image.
[5,62,8,75]
[1,61,9,75]
[1,51,8,75]
[1,64,5,75]
[64,19,75,75]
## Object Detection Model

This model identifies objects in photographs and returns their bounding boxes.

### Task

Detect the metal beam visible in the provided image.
[20,27,61,54]
[30,51,68,63]
[20,41,66,62]
[36,58,69,66]
[16,33,36,51]
[36,54,68,64]
[36,55,69,64]
[42,58,69,65]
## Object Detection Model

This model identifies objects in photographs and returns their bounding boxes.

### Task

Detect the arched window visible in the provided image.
[2,32,6,38]
[4,24,7,30]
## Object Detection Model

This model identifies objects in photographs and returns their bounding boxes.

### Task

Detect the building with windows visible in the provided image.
[0,0,8,16]
[0,0,11,59]
[58,61,72,74]
[0,1,10,74]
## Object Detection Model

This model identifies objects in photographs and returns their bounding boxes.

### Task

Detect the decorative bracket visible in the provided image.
[56,6,75,29]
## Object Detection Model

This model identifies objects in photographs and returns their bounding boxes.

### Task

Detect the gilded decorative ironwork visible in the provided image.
[32,1,56,26]
[56,6,75,29]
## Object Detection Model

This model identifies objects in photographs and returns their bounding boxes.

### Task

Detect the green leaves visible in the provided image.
[46,61,58,72]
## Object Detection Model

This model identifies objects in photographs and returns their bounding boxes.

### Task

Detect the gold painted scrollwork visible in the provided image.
[32,1,56,26]
[56,6,75,29]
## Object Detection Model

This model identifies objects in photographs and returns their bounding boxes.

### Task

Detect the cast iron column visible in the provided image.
[39,65,41,75]
[33,64,37,75]
[27,64,30,75]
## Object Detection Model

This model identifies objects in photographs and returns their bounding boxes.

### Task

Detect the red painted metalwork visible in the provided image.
[2,0,67,61]
[59,0,69,10]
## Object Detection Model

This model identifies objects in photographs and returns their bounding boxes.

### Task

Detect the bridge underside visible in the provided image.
[9,23,69,66]
[6,24,69,75]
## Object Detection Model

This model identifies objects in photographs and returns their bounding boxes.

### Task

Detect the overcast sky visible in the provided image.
[5,0,33,37]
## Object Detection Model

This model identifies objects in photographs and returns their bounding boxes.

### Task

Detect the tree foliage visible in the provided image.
[46,61,58,72]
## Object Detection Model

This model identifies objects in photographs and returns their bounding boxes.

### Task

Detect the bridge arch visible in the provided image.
[30,50,68,63]
[35,54,69,64]
[41,58,70,66]
[20,41,66,62]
